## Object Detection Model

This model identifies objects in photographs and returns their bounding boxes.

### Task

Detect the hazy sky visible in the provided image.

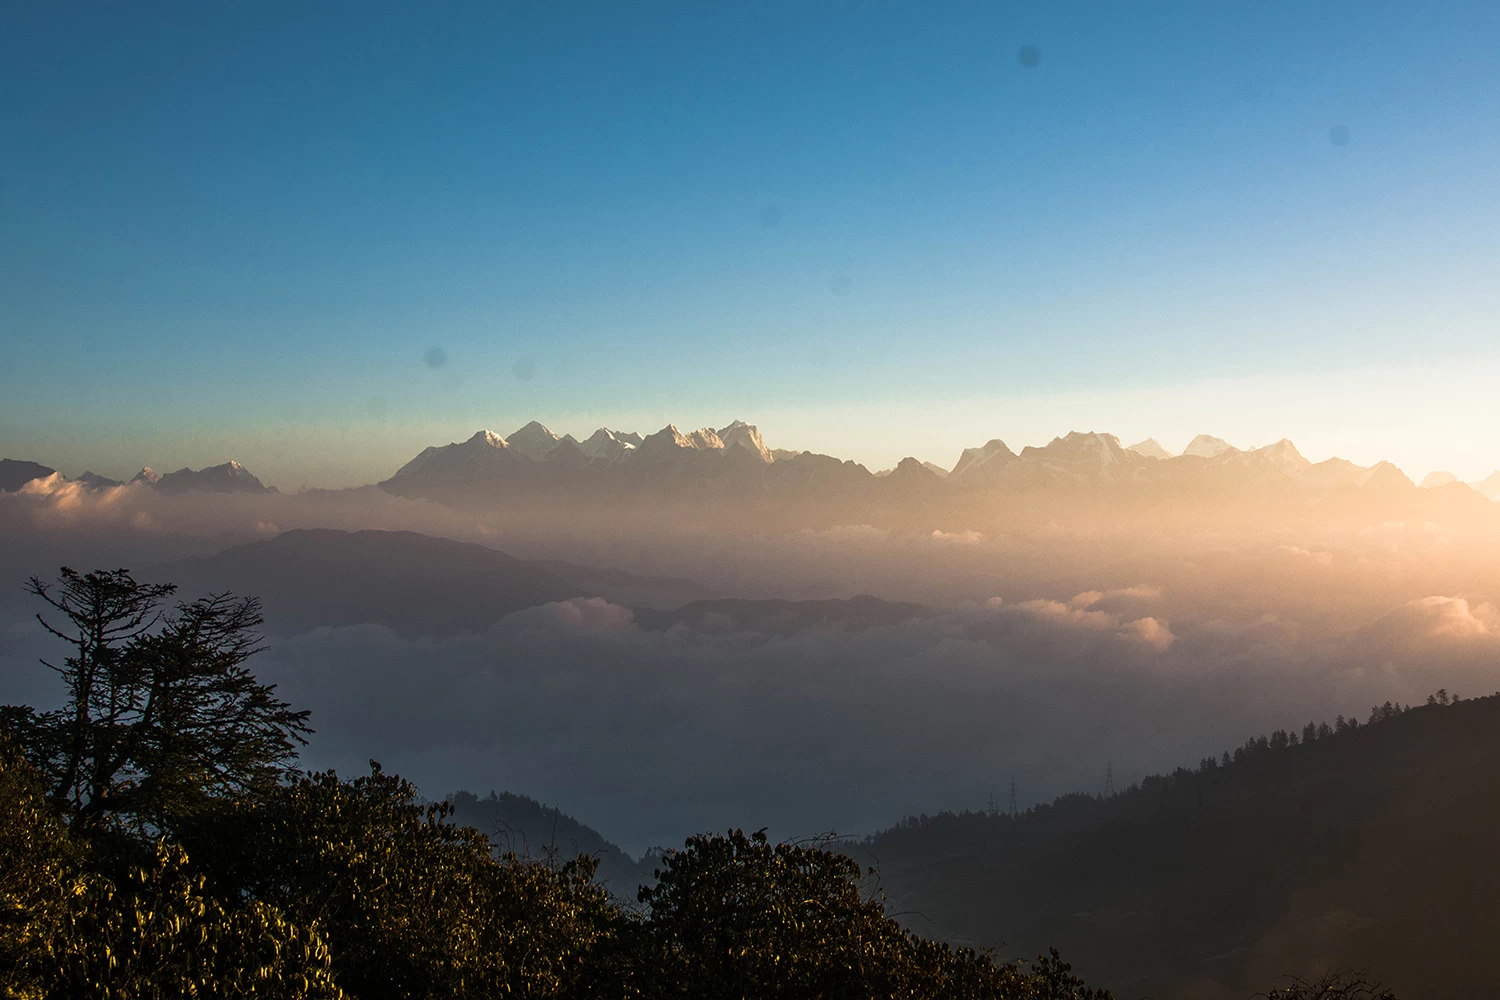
[4,2,1499,487]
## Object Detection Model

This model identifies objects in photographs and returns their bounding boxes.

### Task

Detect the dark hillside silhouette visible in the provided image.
[446,790,651,898]
[853,693,1500,999]
[159,529,583,637]
[0,459,55,492]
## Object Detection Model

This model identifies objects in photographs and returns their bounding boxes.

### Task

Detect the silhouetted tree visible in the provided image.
[1260,971,1399,999]
[3,568,309,837]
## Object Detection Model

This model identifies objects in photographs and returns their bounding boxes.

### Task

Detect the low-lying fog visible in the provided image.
[3,480,1497,854]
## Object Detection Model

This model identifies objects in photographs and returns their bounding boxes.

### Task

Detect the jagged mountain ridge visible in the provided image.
[0,459,272,495]
[373,423,1497,530]
[8,419,1499,516]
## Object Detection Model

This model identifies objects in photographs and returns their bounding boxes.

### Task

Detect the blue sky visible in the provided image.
[3,1,1499,486]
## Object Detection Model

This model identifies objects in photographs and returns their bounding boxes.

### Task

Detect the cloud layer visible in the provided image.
[3,484,1499,855]
[221,591,1500,854]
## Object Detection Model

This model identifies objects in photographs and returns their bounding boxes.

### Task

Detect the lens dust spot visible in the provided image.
[1329,124,1351,146]
[761,203,783,228]
[513,358,536,382]
[1017,45,1040,69]
[829,272,853,297]
[367,396,389,419]
[423,346,448,369]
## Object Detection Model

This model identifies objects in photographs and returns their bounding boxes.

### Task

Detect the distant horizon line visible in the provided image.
[7,419,1500,496]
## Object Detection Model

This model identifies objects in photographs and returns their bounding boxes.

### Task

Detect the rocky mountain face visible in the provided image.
[153,461,274,495]
[0,459,57,493]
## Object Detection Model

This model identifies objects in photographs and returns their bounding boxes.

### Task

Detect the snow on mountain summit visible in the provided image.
[506,421,562,460]
[1126,438,1173,460]
[715,421,773,462]
[950,440,1016,479]
[578,428,637,462]
[1183,434,1235,459]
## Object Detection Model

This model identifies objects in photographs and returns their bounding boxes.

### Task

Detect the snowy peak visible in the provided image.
[507,421,562,460]
[1249,438,1311,473]
[577,428,637,463]
[1362,461,1416,492]
[1470,472,1500,501]
[1022,431,1132,467]
[1420,471,1459,489]
[154,461,272,495]
[950,439,1016,478]
[687,427,725,450]
[1126,438,1173,460]
[1183,434,1235,459]
[130,467,160,486]
[389,430,513,481]
[715,420,773,463]
[636,424,696,455]
[466,430,508,449]
[639,424,725,454]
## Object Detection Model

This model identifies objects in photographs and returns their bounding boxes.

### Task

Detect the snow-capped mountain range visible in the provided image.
[5,422,1500,508]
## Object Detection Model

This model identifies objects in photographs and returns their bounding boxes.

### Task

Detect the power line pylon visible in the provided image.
[1007,777,1018,817]
[1104,759,1116,798]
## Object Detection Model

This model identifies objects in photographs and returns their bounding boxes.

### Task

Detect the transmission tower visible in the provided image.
[1104,759,1116,798]
[987,791,998,817]
[1007,777,1018,817]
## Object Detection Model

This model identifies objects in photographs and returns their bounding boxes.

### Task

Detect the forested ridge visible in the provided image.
[856,692,1499,998]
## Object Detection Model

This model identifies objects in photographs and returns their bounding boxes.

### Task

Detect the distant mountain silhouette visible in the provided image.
[16,419,1498,533]
[157,528,728,635]
[1471,470,1500,501]
[158,529,582,637]
[446,790,651,898]
[1182,433,1234,458]
[850,693,1500,999]
[633,595,931,635]
[154,461,274,495]
[1125,438,1172,459]
[0,459,57,492]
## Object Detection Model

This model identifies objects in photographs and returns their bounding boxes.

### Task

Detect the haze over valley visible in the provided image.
[5,418,1497,862]
[7,5,1500,996]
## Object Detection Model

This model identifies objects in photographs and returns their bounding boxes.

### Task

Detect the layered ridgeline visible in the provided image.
[154,527,935,638]
[154,528,716,637]
[374,422,1500,532]
[0,457,274,495]
[849,693,1500,1000]
[6,421,1500,532]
